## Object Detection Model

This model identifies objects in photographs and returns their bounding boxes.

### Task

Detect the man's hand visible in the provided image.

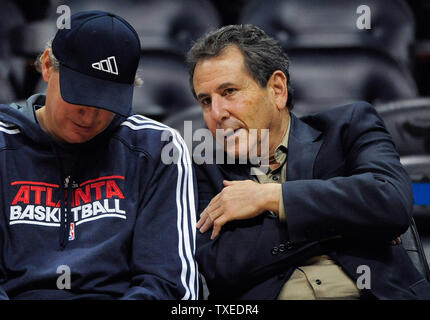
[196,180,281,240]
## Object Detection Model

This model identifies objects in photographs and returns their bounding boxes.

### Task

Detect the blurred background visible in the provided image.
[0,0,429,264]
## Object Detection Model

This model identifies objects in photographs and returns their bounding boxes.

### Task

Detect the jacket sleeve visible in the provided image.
[283,103,414,244]
[122,130,199,300]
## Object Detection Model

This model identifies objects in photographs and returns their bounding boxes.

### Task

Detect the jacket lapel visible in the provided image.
[216,112,323,182]
[287,113,323,181]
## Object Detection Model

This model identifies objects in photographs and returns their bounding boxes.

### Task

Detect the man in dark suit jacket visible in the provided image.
[186,24,430,299]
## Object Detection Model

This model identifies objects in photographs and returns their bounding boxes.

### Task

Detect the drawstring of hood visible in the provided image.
[49,140,78,250]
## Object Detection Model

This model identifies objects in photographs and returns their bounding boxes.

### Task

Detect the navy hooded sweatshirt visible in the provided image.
[0,94,198,299]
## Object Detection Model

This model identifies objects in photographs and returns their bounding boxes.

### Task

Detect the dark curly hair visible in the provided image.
[186,24,294,110]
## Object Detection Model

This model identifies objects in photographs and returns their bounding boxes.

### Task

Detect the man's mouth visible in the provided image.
[72,121,93,131]
[224,128,242,139]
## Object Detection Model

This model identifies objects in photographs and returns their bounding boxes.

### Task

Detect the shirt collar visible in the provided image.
[273,115,291,165]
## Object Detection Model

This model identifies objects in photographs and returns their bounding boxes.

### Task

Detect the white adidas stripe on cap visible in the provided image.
[91,56,119,75]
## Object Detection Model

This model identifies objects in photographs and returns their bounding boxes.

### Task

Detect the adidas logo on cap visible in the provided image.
[91,56,119,75]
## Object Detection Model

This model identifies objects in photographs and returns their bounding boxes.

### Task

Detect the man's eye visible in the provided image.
[201,98,211,106]
[224,88,236,95]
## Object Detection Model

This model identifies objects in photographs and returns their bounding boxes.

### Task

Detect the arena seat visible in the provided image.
[51,0,221,55]
[10,20,57,58]
[376,98,430,156]
[401,155,430,271]
[0,0,26,100]
[0,0,25,58]
[288,49,418,116]
[0,60,17,104]
[162,104,227,161]
[163,105,206,135]
[402,155,430,182]
[132,51,196,121]
[378,103,430,268]
[403,219,430,281]
[239,0,415,68]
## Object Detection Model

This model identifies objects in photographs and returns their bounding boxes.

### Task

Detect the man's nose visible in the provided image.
[78,106,99,125]
[210,95,230,123]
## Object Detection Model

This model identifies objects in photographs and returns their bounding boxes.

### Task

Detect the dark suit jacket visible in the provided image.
[194,102,430,299]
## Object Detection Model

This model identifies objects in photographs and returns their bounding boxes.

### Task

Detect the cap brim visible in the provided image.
[59,64,134,117]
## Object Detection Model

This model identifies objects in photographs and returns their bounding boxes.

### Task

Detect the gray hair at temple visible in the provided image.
[186,24,294,110]
[34,39,144,87]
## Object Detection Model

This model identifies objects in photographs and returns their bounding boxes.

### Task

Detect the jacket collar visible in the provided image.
[217,112,323,181]
[286,112,323,181]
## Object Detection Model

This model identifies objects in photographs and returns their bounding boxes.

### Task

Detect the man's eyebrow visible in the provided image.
[196,82,236,100]
[217,82,235,90]
[197,92,209,100]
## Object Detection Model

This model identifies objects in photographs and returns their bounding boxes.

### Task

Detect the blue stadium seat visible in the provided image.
[163,105,206,136]
[50,0,221,55]
[288,49,418,116]
[0,60,17,104]
[132,51,196,120]
[0,0,26,100]
[10,20,57,58]
[401,155,430,272]
[239,0,415,68]
[0,0,25,58]
[376,98,430,156]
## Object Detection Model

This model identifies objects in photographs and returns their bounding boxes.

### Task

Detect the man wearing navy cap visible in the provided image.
[0,11,198,299]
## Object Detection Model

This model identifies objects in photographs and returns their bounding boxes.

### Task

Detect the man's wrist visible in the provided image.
[260,183,282,213]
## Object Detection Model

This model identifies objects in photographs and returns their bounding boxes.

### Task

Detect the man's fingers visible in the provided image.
[210,215,230,240]
[196,213,206,229]
[223,180,244,186]
[199,214,214,233]
[196,208,211,229]
[196,194,222,229]
[223,180,233,186]
[199,181,256,238]
[198,207,224,233]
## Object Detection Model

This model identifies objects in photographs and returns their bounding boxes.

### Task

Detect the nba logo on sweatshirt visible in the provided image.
[69,223,75,241]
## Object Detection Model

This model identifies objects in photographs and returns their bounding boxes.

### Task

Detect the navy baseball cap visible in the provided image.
[52,11,141,117]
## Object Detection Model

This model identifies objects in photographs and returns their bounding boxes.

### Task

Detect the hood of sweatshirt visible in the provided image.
[3,94,124,151]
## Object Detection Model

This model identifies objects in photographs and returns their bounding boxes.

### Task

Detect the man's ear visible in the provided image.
[268,70,288,111]
[41,49,54,83]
